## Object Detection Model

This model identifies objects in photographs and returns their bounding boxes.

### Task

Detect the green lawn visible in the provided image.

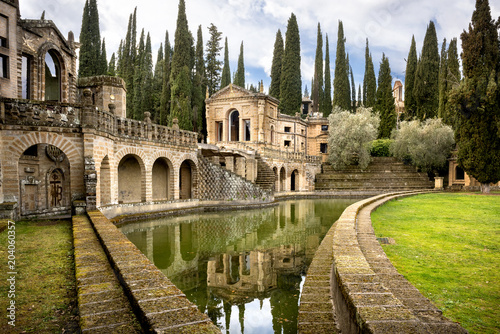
[0,220,78,333]
[371,193,500,334]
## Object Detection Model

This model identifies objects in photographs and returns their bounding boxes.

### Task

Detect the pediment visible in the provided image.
[208,84,256,101]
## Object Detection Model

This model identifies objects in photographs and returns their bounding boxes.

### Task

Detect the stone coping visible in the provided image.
[299,191,468,334]
[86,211,221,334]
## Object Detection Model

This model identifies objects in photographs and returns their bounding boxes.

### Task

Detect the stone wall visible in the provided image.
[198,155,271,201]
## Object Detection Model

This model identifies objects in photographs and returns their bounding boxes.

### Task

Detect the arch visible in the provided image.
[455,166,465,180]
[273,167,279,192]
[44,50,62,101]
[100,155,111,206]
[179,159,197,200]
[180,223,197,262]
[118,154,145,203]
[229,109,240,141]
[291,169,299,191]
[153,225,175,269]
[152,157,173,201]
[279,167,286,192]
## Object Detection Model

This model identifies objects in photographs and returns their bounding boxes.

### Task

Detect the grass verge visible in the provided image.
[371,193,499,334]
[0,220,79,333]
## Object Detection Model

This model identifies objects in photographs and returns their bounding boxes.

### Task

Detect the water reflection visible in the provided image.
[121,199,356,333]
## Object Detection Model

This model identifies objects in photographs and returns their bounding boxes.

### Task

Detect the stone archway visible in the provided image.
[118,154,144,203]
[152,157,173,200]
[229,110,240,141]
[44,50,62,101]
[179,160,197,200]
[291,169,299,191]
[279,167,286,192]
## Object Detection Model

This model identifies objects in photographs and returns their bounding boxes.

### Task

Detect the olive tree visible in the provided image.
[390,118,455,174]
[327,107,380,170]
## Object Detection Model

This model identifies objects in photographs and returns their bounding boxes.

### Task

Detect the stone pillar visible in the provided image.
[225,156,234,173]
[210,156,219,165]
[235,157,246,178]
[84,156,97,210]
[435,177,444,190]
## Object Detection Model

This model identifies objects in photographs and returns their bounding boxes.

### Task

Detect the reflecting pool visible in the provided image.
[120,199,357,333]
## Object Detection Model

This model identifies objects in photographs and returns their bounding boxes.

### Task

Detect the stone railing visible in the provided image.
[0,97,198,148]
[1,98,82,128]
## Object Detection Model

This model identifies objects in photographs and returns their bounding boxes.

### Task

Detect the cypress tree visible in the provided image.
[350,65,356,113]
[375,54,396,138]
[116,40,123,76]
[221,37,231,88]
[141,33,154,118]
[321,34,333,116]
[362,39,377,108]
[333,21,351,110]
[79,0,103,77]
[205,23,223,95]
[152,43,164,123]
[346,53,352,110]
[170,65,192,130]
[269,29,284,100]
[312,23,323,114]
[170,0,193,125]
[133,29,145,120]
[451,0,500,192]
[234,42,245,87]
[414,21,440,120]
[100,38,108,75]
[121,9,137,118]
[108,52,116,76]
[160,31,172,125]
[279,13,302,116]
[192,25,206,135]
[404,35,418,119]
[443,38,461,125]
[438,38,448,119]
[357,84,362,107]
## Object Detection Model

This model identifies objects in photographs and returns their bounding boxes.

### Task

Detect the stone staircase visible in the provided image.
[255,154,276,191]
[315,157,433,192]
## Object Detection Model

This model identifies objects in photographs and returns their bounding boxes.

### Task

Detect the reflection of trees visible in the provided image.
[153,225,175,269]
[180,223,197,261]
[270,274,301,334]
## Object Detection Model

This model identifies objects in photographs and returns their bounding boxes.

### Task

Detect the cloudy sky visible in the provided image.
[19,0,499,94]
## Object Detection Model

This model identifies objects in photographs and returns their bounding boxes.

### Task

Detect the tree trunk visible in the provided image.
[481,182,491,194]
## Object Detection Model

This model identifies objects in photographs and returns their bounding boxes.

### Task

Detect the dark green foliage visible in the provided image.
[451,0,500,191]
[170,0,193,81]
[438,38,448,119]
[221,37,231,88]
[269,29,284,100]
[170,0,193,126]
[404,35,418,119]
[160,31,172,125]
[312,23,323,114]
[152,44,163,123]
[279,13,302,116]
[192,25,206,135]
[414,21,440,120]
[333,21,351,110]
[133,29,145,120]
[350,65,356,113]
[79,0,105,77]
[357,84,362,108]
[346,53,352,110]
[141,33,154,118]
[363,39,377,108]
[206,23,223,95]
[371,139,392,157]
[234,42,245,87]
[120,8,137,118]
[375,54,396,138]
[108,52,116,76]
[443,38,461,125]
[321,35,333,116]
[170,66,193,130]
[100,38,107,75]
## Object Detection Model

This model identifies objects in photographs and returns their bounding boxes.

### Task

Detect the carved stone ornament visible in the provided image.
[46,145,65,162]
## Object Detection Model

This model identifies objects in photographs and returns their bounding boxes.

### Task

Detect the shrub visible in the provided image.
[390,118,455,174]
[371,139,392,157]
[327,107,380,170]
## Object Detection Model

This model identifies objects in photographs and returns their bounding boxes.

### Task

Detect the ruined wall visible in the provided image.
[198,155,270,201]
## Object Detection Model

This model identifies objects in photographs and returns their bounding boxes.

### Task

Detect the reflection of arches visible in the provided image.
[100,156,111,206]
[152,158,172,200]
[153,225,175,269]
[180,160,197,200]
[45,50,61,101]
[291,169,299,191]
[279,167,286,192]
[180,223,197,262]
[229,110,240,141]
[118,154,144,203]
[455,166,465,180]
[228,254,240,284]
